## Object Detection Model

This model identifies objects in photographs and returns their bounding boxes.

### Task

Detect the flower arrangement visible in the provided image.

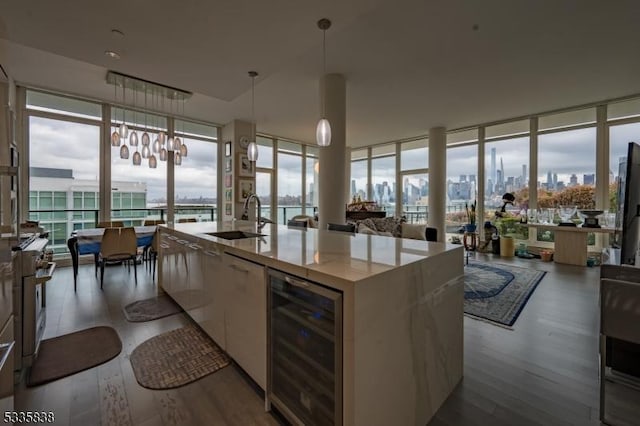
[465,200,477,226]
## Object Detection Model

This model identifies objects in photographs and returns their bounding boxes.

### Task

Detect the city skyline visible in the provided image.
[28,113,640,206]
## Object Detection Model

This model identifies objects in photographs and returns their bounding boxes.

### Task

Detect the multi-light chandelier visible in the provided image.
[107,71,192,168]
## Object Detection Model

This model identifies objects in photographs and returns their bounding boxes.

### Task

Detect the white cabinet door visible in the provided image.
[224,254,267,389]
[201,242,227,349]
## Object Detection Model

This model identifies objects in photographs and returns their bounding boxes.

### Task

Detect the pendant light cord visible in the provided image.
[251,74,255,138]
[322,27,326,118]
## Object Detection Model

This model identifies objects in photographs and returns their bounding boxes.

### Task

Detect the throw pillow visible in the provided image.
[401,223,427,240]
[357,224,378,235]
[369,217,405,237]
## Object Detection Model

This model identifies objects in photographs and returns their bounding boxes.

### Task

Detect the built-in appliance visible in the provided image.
[267,268,343,426]
[12,235,54,372]
[0,242,15,411]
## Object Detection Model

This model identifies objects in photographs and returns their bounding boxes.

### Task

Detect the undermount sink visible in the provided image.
[205,230,266,240]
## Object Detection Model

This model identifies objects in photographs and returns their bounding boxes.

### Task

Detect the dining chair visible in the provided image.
[178,218,197,223]
[99,227,138,289]
[96,221,125,228]
[93,221,126,276]
[147,230,159,282]
[141,219,164,262]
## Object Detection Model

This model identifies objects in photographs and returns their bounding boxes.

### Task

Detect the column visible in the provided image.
[318,74,347,230]
[429,127,446,242]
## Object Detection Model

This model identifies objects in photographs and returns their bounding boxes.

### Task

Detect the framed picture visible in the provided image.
[225,203,232,216]
[224,174,232,188]
[225,157,232,173]
[238,179,254,202]
[225,189,232,202]
[225,141,232,157]
[237,153,255,177]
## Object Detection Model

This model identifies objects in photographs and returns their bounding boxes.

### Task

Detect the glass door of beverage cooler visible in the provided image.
[267,269,342,426]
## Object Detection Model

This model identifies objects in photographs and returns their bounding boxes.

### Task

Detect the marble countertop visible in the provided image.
[160,221,462,285]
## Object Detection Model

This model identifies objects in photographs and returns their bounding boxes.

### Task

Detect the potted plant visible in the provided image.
[464,201,477,232]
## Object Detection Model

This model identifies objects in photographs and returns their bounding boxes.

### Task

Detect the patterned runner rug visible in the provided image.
[123,294,183,322]
[464,261,546,327]
[130,324,230,389]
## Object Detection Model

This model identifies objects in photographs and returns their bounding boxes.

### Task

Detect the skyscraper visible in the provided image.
[499,157,504,185]
[522,164,527,183]
[490,148,496,189]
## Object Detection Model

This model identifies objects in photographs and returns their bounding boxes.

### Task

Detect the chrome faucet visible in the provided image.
[242,193,269,230]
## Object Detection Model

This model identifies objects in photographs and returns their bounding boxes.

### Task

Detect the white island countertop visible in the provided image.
[161,220,463,288]
[159,220,464,425]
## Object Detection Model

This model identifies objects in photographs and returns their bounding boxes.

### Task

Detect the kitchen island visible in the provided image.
[158,221,464,426]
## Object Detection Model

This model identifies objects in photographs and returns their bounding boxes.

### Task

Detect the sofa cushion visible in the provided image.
[360,217,405,237]
[357,224,378,235]
[401,223,427,240]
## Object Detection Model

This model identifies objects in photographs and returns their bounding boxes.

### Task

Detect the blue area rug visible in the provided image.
[464,261,546,327]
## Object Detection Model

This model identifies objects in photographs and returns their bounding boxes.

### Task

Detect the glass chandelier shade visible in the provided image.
[160,148,167,161]
[149,155,157,169]
[132,151,142,166]
[316,118,332,147]
[167,137,174,152]
[179,143,188,157]
[129,131,139,146]
[142,145,151,159]
[141,132,150,146]
[119,144,129,159]
[316,18,332,147]
[173,137,181,151]
[247,141,258,161]
[174,152,182,165]
[153,138,161,153]
[111,130,120,147]
[119,122,129,139]
[158,131,166,145]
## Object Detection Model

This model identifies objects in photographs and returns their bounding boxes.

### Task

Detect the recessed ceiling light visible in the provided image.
[104,50,121,59]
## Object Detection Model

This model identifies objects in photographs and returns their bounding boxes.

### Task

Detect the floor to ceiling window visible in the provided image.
[305,146,319,216]
[350,149,368,201]
[484,120,530,239]
[446,129,478,232]
[276,140,303,224]
[399,139,428,222]
[173,119,218,222]
[27,91,102,253]
[371,144,396,215]
[255,136,274,220]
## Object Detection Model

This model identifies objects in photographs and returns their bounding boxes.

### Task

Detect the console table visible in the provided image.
[527,224,615,266]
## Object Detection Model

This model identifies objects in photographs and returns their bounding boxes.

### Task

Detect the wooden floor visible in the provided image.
[14,253,604,425]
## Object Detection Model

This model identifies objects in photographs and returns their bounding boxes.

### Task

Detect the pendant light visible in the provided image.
[316,18,332,147]
[247,71,259,162]
[149,154,157,168]
[174,152,182,165]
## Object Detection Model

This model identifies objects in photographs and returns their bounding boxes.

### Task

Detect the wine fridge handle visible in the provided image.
[285,276,310,288]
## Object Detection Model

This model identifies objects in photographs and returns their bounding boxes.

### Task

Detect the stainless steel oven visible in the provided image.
[13,236,55,371]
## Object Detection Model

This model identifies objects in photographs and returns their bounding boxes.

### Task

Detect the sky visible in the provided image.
[28,115,640,204]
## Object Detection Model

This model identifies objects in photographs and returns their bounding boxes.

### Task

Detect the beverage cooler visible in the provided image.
[267,269,343,426]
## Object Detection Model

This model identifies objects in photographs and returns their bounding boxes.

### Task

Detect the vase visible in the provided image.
[464,224,477,233]
[500,236,515,257]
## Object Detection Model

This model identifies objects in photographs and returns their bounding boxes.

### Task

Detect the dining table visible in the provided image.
[67,225,157,291]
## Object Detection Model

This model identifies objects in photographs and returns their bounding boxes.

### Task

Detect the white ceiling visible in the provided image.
[2,0,640,147]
